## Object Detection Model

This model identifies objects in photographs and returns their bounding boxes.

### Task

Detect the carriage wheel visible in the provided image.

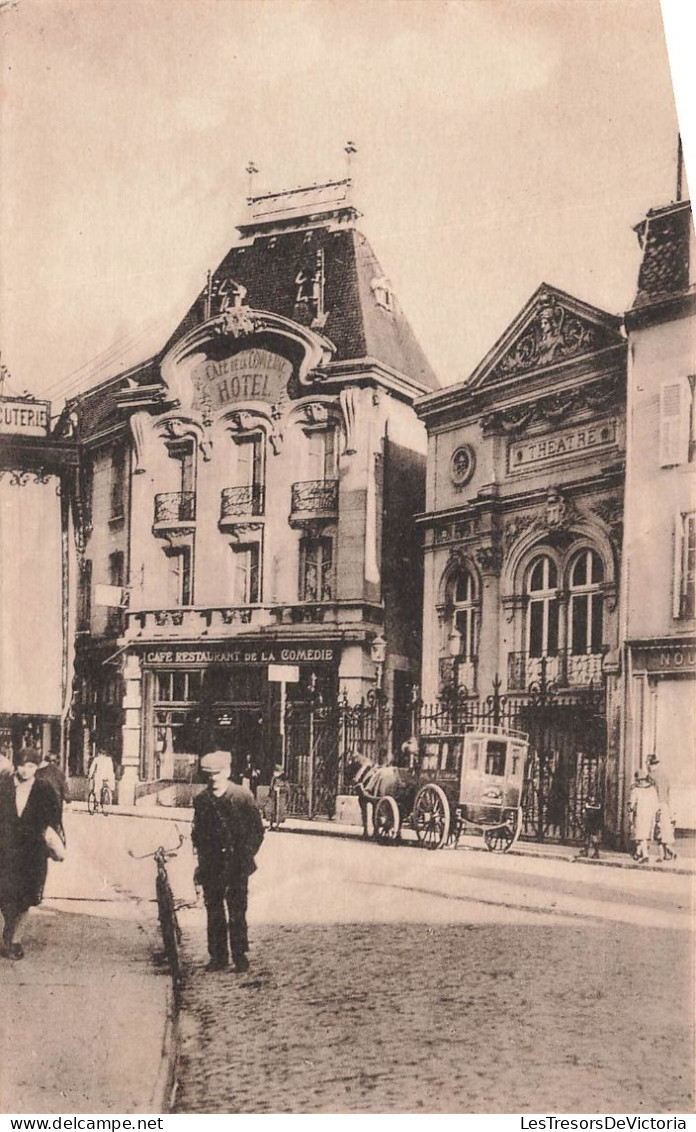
[484,810,521,853]
[413,784,450,850]
[373,796,401,844]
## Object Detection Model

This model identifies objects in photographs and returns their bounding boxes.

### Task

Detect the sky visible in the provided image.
[0,0,693,412]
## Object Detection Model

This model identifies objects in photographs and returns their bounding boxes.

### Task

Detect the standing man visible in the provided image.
[192,750,264,973]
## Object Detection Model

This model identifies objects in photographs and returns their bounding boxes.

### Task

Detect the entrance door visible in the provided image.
[213,706,265,782]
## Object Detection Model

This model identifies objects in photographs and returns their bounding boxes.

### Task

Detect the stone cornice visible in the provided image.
[415,344,626,430]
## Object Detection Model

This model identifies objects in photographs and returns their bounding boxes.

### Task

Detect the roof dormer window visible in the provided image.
[371,276,393,312]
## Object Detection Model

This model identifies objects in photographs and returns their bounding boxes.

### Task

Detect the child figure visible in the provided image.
[579,792,603,859]
[268,763,288,830]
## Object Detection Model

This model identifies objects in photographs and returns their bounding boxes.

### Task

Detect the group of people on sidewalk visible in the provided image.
[627,753,678,864]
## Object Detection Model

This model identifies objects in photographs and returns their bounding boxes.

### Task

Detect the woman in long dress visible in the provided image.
[627,771,659,864]
[0,747,62,960]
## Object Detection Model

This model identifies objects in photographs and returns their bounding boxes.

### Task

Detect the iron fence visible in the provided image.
[282,674,607,844]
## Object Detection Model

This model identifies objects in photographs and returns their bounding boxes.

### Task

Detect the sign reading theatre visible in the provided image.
[191,349,292,414]
[509,418,617,472]
[0,397,50,437]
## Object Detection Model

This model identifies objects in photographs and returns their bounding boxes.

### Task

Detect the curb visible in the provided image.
[149,981,179,1114]
[71,802,695,877]
[272,821,695,876]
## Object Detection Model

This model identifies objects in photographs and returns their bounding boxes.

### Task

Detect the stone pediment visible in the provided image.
[468,285,624,389]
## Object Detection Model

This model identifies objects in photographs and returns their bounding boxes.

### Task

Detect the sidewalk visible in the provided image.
[0,810,176,1115]
[74,799,696,876]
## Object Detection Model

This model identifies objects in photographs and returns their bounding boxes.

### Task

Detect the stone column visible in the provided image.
[475,545,503,698]
[119,651,142,806]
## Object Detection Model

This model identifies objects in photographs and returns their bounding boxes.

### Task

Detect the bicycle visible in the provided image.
[129,833,185,992]
[87,778,112,816]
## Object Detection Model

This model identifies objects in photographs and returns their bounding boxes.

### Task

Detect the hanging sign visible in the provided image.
[0,397,51,437]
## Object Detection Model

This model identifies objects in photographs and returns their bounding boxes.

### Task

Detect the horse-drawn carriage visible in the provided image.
[352,725,529,852]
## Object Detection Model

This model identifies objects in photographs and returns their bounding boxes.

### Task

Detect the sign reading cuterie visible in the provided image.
[0,397,51,437]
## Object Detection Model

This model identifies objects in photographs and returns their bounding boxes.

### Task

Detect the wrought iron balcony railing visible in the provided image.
[153,491,196,525]
[507,649,607,691]
[290,479,339,516]
[220,484,265,520]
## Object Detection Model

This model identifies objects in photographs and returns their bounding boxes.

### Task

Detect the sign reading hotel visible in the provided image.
[508,418,617,472]
[0,396,51,437]
[191,349,292,414]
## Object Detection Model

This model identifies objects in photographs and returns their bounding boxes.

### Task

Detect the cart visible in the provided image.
[372,726,529,852]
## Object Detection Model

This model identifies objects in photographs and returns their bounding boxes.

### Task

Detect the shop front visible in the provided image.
[627,639,696,832]
[137,639,341,785]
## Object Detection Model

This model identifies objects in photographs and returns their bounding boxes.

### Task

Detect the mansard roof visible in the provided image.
[159,222,440,393]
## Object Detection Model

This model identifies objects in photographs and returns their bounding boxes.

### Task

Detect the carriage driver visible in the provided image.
[192,750,265,972]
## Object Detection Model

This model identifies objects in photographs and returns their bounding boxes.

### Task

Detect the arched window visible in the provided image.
[527,555,559,658]
[569,549,604,654]
[449,571,477,659]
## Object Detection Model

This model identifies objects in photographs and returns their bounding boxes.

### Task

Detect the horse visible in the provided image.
[345,752,418,839]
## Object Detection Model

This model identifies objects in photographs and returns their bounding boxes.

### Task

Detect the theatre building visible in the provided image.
[416,285,627,841]
[60,180,438,804]
[621,199,696,832]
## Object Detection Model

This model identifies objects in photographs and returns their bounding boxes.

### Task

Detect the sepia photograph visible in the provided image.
[0,0,694,1119]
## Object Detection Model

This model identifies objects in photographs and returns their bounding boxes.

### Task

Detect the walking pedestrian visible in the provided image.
[579,792,603,859]
[0,747,63,960]
[647,753,677,862]
[628,770,659,864]
[192,749,265,973]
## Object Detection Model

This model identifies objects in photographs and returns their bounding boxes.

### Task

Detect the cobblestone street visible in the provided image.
[173,832,694,1114]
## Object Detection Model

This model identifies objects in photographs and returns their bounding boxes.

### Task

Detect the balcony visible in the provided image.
[219,485,265,534]
[507,649,607,692]
[289,479,338,528]
[439,655,478,696]
[152,491,196,536]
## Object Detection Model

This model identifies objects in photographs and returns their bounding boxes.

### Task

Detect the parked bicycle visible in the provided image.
[87,778,112,816]
[129,833,185,992]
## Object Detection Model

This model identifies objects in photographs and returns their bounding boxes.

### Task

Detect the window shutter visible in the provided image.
[659,377,691,467]
[673,512,684,618]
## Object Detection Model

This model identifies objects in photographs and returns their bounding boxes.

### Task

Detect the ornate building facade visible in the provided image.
[416,285,627,840]
[60,180,438,804]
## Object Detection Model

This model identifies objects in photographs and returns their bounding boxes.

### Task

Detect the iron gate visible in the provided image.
[284,694,394,818]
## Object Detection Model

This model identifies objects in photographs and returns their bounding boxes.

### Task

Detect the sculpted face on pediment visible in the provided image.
[471,288,624,388]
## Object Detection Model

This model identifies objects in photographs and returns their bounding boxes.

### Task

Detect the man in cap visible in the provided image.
[192,749,265,972]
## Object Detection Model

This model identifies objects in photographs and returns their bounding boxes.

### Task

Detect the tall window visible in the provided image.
[110,445,127,520]
[168,438,196,495]
[233,433,264,512]
[300,537,333,602]
[450,572,477,659]
[306,427,337,482]
[569,550,604,653]
[232,544,260,605]
[78,559,92,631]
[674,512,696,619]
[527,555,559,658]
[165,546,192,606]
[107,551,125,634]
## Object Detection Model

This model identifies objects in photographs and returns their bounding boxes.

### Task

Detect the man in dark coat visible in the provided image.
[0,747,62,960]
[192,749,264,972]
